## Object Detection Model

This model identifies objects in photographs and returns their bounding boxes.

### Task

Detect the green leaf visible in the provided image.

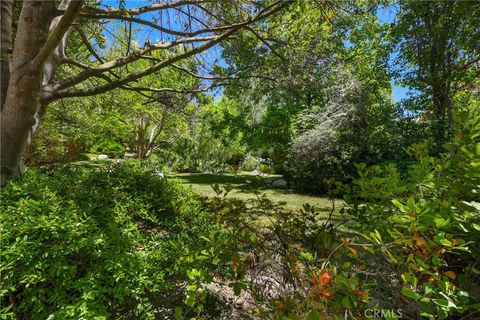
[401,287,421,300]
[438,238,452,247]
[341,296,351,308]
[434,216,449,228]
[432,255,441,266]
[307,310,321,320]
[174,307,183,319]
[392,199,407,212]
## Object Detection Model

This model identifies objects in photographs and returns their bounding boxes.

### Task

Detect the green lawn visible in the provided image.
[171,171,334,211]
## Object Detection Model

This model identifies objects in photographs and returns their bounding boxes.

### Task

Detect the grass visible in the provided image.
[171,171,334,211]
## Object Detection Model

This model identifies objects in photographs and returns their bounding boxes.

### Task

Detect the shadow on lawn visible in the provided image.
[173,172,279,192]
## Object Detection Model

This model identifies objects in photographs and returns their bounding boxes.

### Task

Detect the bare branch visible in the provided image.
[80,12,247,38]
[62,58,90,69]
[171,64,277,82]
[81,0,222,16]
[246,26,287,61]
[55,34,224,91]
[123,82,227,95]
[75,26,105,63]
[45,0,292,102]
[45,30,235,101]
[173,6,210,28]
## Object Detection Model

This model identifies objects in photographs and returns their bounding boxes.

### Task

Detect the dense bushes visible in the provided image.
[0,162,217,319]
[25,109,88,166]
[283,68,429,194]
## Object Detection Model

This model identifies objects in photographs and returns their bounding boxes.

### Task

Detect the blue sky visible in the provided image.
[98,1,409,102]
[376,4,410,102]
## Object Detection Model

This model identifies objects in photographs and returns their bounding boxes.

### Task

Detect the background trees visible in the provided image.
[8,0,477,190]
[0,0,292,183]
[392,0,480,147]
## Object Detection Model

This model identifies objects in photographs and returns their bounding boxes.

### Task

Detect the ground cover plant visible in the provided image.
[0,162,224,319]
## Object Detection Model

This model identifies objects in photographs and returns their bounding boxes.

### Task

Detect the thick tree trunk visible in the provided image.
[0,1,56,184]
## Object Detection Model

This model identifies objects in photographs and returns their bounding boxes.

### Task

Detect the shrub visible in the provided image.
[284,68,429,194]
[343,111,480,319]
[91,139,125,158]
[186,110,480,320]
[0,162,215,319]
[241,154,263,171]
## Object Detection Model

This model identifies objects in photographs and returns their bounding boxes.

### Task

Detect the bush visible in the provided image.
[342,111,480,319]
[91,139,125,158]
[188,180,370,319]
[283,68,429,194]
[0,162,216,319]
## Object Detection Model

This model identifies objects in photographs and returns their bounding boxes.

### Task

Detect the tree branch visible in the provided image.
[81,0,222,16]
[54,34,219,91]
[31,0,83,71]
[123,82,227,95]
[44,0,292,102]
[171,63,277,82]
[74,26,105,63]
[246,26,287,61]
[45,30,235,102]
[80,12,248,38]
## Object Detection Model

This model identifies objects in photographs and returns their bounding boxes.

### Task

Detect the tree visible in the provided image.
[218,1,394,168]
[393,0,480,147]
[0,0,292,184]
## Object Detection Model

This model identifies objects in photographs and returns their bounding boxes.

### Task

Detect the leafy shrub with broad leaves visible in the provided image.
[343,111,480,319]
[0,162,218,319]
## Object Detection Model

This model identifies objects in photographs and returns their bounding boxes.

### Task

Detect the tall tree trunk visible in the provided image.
[0,1,56,184]
[432,84,452,148]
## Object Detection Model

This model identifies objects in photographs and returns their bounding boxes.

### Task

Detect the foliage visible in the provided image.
[392,0,480,146]
[25,101,94,165]
[241,154,266,172]
[343,110,480,319]
[5,1,480,319]
[167,98,246,172]
[284,67,426,193]
[0,162,222,319]
[178,178,371,319]
[91,139,125,158]
[170,109,480,320]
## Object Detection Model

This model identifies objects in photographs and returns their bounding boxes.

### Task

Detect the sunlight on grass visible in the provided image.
[171,171,335,211]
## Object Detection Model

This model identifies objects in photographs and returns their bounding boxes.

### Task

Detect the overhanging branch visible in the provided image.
[81,0,221,16]
[54,34,219,91]
[31,0,83,71]
[44,0,292,102]
[45,28,238,102]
